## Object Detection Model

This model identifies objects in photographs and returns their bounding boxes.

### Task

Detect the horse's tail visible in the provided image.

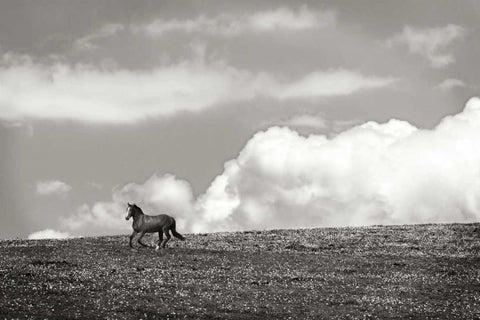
[171,218,185,241]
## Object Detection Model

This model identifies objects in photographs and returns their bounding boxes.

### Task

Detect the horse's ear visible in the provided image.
[128,202,131,206]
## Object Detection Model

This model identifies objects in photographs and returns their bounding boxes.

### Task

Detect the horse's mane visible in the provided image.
[132,204,144,214]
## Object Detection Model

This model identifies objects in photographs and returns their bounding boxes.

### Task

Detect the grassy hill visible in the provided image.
[1,223,480,319]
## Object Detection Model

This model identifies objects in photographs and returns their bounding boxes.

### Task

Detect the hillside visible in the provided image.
[1,223,479,319]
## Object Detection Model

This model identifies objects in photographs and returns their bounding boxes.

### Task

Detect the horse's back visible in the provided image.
[142,213,174,232]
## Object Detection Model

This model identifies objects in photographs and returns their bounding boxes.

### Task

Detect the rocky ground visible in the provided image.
[1,223,479,319]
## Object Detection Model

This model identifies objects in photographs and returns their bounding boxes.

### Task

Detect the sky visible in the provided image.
[1,0,480,239]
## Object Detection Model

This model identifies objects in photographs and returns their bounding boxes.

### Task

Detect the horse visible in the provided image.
[125,203,185,249]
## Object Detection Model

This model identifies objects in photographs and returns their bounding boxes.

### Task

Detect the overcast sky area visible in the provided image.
[1,0,480,239]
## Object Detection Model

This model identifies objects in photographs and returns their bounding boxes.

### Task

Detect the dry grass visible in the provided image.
[1,223,479,319]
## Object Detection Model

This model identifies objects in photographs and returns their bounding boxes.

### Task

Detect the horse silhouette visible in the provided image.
[125,203,185,249]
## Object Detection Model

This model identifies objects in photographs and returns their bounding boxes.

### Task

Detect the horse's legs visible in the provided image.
[156,231,164,250]
[129,231,138,248]
[161,228,171,248]
[137,231,149,247]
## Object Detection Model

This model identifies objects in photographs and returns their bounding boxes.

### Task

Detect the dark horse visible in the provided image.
[125,203,185,249]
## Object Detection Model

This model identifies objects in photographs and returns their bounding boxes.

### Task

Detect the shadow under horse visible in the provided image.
[125,203,185,249]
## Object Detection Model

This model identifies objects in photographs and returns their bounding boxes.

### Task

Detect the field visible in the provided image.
[1,223,480,319]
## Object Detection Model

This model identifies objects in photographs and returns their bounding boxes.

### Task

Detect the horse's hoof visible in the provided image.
[155,245,160,250]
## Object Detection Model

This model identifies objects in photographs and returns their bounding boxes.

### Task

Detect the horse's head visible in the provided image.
[125,203,134,220]
[126,203,144,220]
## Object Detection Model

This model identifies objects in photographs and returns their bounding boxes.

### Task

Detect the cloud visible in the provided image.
[388,24,466,68]
[278,70,396,99]
[193,97,480,232]
[437,78,466,90]
[87,182,103,189]
[0,56,270,123]
[272,114,361,134]
[0,55,394,124]
[134,6,336,37]
[35,180,72,196]
[60,97,480,236]
[276,114,328,129]
[1,120,34,136]
[61,174,195,235]
[62,203,129,234]
[72,7,334,52]
[74,23,124,51]
[28,229,71,240]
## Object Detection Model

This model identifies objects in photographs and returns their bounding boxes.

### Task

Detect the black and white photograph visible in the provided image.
[1,0,479,318]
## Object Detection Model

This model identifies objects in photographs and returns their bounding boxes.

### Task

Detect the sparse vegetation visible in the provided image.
[1,223,479,319]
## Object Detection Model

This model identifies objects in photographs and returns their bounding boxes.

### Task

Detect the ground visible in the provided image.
[1,223,479,319]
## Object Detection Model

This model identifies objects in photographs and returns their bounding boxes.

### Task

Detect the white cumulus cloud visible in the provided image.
[388,24,466,68]
[60,97,480,236]
[193,97,480,232]
[28,229,71,240]
[61,174,195,235]
[35,180,72,196]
